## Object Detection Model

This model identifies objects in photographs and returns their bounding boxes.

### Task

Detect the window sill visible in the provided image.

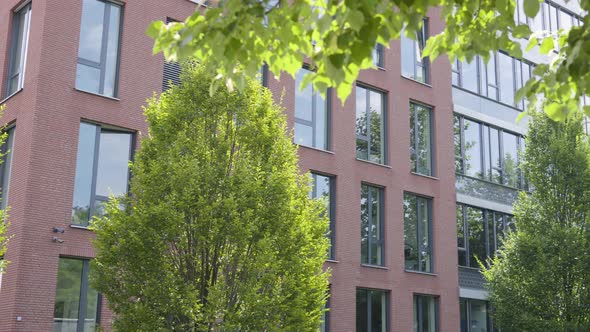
[74,88,120,101]
[0,88,23,105]
[296,144,335,155]
[361,264,389,270]
[411,172,439,180]
[326,259,339,263]
[70,224,92,231]
[355,158,391,169]
[401,75,432,88]
[404,269,437,277]
[375,65,386,71]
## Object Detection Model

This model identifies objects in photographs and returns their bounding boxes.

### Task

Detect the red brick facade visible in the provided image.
[0,1,459,331]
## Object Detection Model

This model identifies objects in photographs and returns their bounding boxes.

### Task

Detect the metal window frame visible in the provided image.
[357,288,390,332]
[4,2,31,98]
[311,172,336,260]
[75,122,134,226]
[76,0,123,97]
[294,66,331,150]
[404,193,434,273]
[415,18,430,84]
[361,183,385,266]
[410,101,435,176]
[356,84,387,164]
[373,44,385,68]
[55,257,102,332]
[414,294,439,332]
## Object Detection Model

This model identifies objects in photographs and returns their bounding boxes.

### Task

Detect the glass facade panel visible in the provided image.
[410,103,433,175]
[404,194,432,272]
[76,0,122,97]
[294,68,329,149]
[463,119,482,178]
[401,19,429,83]
[414,295,437,332]
[356,86,385,164]
[356,289,387,332]
[361,184,383,266]
[72,123,132,226]
[5,3,32,97]
[53,258,99,332]
[460,298,492,332]
[311,173,334,259]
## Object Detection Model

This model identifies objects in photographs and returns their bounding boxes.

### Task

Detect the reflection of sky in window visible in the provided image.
[356,87,367,136]
[104,6,121,96]
[72,123,97,210]
[95,132,131,197]
[78,0,105,62]
[295,68,313,121]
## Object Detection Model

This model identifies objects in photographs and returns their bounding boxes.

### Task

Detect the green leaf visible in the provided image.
[516,110,528,123]
[539,37,555,54]
[526,36,538,52]
[545,102,568,121]
[146,20,164,39]
[523,0,540,19]
[583,106,590,117]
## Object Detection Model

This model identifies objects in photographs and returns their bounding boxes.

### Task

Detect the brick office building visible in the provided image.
[0,0,583,331]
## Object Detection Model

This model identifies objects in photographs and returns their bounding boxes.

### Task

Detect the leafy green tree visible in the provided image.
[91,63,330,331]
[147,0,590,122]
[0,104,10,275]
[482,110,590,331]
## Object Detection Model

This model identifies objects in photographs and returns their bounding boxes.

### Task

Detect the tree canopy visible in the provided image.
[147,0,590,122]
[482,109,590,331]
[91,63,330,331]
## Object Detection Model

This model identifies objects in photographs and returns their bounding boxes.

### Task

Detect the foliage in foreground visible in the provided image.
[148,0,590,122]
[91,63,330,331]
[483,110,590,331]
[0,104,9,275]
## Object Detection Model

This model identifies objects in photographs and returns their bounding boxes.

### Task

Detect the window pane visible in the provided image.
[461,59,478,93]
[315,89,327,149]
[466,206,485,267]
[499,53,514,106]
[370,290,386,332]
[53,258,84,332]
[78,0,106,63]
[490,128,501,183]
[559,10,573,31]
[404,194,418,270]
[84,281,99,332]
[295,69,313,122]
[460,299,468,332]
[95,132,131,197]
[361,185,369,264]
[401,33,415,78]
[463,119,482,178]
[104,5,121,97]
[356,87,368,138]
[418,296,437,332]
[418,197,431,272]
[6,4,31,96]
[72,123,98,225]
[370,186,382,265]
[470,300,488,332]
[312,174,333,258]
[0,127,15,210]
[411,104,433,175]
[356,289,369,331]
[368,90,384,163]
[294,123,313,147]
[457,205,467,266]
[75,63,101,93]
[502,132,519,187]
[454,116,463,173]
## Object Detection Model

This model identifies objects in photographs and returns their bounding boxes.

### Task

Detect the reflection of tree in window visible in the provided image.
[361,184,383,266]
[410,103,433,176]
[404,193,432,272]
[466,206,485,267]
[356,86,384,164]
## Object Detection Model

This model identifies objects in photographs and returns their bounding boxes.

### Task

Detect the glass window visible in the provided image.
[0,127,15,210]
[53,258,100,332]
[460,59,478,94]
[455,115,525,189]
[320,290,330,332]
[404,194,433,272]
[414,295,438,332]
[311,173,335,259]
[76,0,122,97]
[373,44,384,68]
[401,19,429,83]
[4,3,32,98]
[356,85,386,164]
[460,298,492,332]
[72,123,133,226]
[410,103,433,176]
[457,204,513,268]
[498,53,515,107]
[356,288,388,332]
[361,184,384,266]
[294,68,329,150]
